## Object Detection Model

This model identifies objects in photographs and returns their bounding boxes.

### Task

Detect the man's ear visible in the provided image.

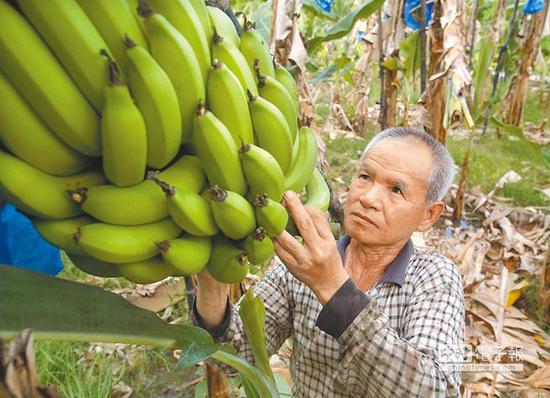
[417,201,445,232]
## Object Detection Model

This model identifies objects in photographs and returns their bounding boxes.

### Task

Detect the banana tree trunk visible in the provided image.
[504,3,549,126]
[421,0,471,144]
[423,0,446,143]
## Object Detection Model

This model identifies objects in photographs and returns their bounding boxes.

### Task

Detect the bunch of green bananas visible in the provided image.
[0,0,331,285]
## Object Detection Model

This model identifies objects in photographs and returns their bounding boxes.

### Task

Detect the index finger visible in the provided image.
[283,191,319,244]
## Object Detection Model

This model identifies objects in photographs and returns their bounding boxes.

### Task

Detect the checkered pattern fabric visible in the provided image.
[192,246,464,397]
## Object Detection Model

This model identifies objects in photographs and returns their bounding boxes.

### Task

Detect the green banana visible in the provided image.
[274,63,300,115]
[0,150,105,219]
[284,126,318,192]
[17,0,114,111]
[117,256,178,284]
[239,144,285,202]
[148,0,211,80]
[254,194,288,237]
[209,186,255,240]
[80,156,205,226]
[33,216,94,256]
[149,173,218,237]
[256,64,298,142]
[128,0,147,33]
[248,92,293,173]
[190,0,213,41]
[125,37,181,169]
[240,20,275,80]
[76,218,181,264]
[0,2,100,156]
[207,235,249,283]
[207,59,254,146]
[243,227,274,265]
[0,71,91,176]
[192,105,247,196]
[76,0,147,67]
[305,167,330,212]
[101,54,147,187]
[139,3,205,143]
[212,32,258,96]
[207,6,240,47]
[66,253,121,278]
[157,235,212,276]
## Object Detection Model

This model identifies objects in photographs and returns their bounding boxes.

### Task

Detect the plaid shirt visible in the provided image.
[192,235,465,397]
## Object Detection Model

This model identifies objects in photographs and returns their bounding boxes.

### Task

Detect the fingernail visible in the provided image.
[284,191,294,200]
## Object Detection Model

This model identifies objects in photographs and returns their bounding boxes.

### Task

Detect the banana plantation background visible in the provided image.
[1,0,550,396]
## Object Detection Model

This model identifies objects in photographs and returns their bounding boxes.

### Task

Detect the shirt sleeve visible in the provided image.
[190,260,294,374]
[316,259,465,397]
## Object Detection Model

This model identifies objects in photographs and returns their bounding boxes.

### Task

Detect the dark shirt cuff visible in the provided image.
[192,296,231,340]
[315,278,370,339]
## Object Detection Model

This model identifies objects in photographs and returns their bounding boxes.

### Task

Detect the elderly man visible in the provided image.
[192,127,465,397]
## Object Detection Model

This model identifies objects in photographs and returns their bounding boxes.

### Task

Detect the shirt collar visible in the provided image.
[336,235,414,287]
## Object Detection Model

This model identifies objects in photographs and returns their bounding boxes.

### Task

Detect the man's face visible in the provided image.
[344,138,437,247]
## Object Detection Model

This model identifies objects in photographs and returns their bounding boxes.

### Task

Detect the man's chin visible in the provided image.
[343,221,381,245]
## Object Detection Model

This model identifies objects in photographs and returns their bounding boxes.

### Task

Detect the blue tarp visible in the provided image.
[0,203,63,276]
[523,0,544,14]
[404,0,434,30]
[315,0,335,13]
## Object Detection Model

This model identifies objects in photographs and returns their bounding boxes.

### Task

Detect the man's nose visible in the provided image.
[358,183,383,210]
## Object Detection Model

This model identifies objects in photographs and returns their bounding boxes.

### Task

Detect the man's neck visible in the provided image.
[344,238,408,290]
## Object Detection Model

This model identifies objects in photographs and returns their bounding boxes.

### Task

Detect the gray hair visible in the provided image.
[359,127,457,203]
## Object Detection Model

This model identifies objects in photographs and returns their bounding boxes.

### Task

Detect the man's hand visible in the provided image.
[273,191,350,305]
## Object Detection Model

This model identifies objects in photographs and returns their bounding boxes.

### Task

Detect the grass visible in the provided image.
[447,133,549,208]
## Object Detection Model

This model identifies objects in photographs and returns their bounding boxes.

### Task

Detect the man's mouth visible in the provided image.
[351,212,377,227]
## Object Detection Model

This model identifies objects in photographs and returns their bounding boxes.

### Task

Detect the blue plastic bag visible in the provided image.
[404,0,434,30]
[523,0,544,14]
[315,0,335,13]
[0,203,63,276]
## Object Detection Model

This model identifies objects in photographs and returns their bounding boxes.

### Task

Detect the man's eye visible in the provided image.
[392,186,402,194]
[359,174,369,180]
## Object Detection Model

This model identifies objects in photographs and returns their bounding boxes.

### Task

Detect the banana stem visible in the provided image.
[252,227,267,241]
[155,240,171,252]
[210,186,228,202]
[211,58,222,70]
[253,59,266,87]
[124,35,137,49]
[100,50,122,87]
[212,31,224,45]
[137,0,154,18]
[236,252,249,265]
[238,142,250,154]
[246,89,257,102]
[147,171,176,196]
[67,188,88,204]
[196,102,207,116]
[254,194,269,208]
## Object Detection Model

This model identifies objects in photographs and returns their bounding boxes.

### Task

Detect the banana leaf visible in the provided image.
[0,265,278,397]
[307,0,384,52]
[399,31,420,79]
[239,289,274,381]
[488,116,525,139]
[472,37,495,118]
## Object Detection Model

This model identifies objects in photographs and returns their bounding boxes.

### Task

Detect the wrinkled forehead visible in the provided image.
[359,138,434,184]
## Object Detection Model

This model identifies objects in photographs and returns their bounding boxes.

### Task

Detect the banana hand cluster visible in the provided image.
[0,0,330,285]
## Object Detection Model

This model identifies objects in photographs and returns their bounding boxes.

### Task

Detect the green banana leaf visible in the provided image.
[211,346,279,398]
[309,56,351,84]
[307,0,384,52]
[239,289,274,381]
[0,265,277,397]
[488,116,525,139]
[399,31,420,79]
[472,37,495,118]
